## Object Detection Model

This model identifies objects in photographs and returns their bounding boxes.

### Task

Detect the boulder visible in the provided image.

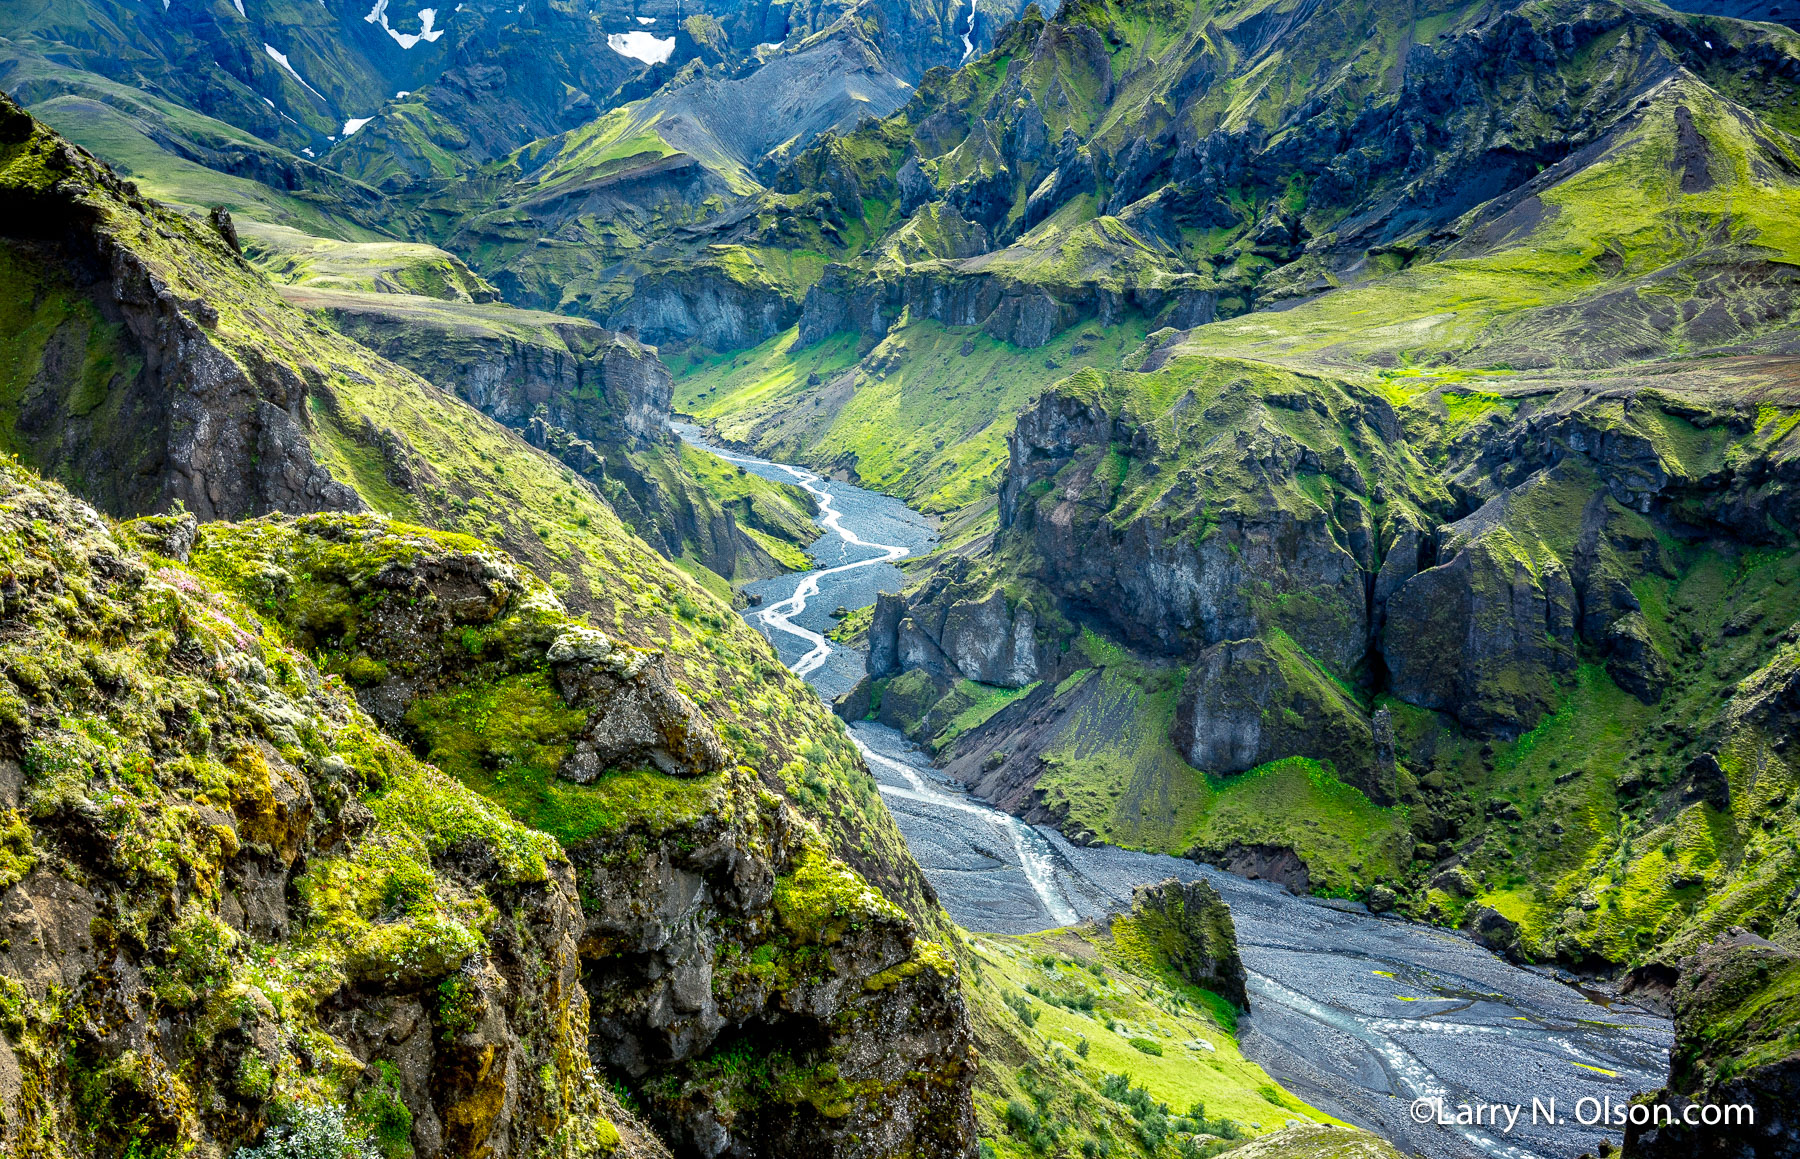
[1463,905,1522,954]
[937,590,1040,687]
[1170,636,1385,802]
[1126,878,1249,1009]
[1681,753,1732,811]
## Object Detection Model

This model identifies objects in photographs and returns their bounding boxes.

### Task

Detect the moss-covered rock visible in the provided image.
[0,453,622,1159]
[1116,879,1247,1011]
[1626,929,1800,1158]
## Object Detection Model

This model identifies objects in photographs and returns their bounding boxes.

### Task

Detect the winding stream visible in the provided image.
[673,423,1672,1159]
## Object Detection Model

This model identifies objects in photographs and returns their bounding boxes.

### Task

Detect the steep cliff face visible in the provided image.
[0,459,636,1159]
[179,514,976,1159]
[281,283,813,585]
[1626,930,1800,1158]
[276,289,671,446]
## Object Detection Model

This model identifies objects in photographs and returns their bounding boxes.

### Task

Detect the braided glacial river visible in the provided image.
[674,423,1672,1159]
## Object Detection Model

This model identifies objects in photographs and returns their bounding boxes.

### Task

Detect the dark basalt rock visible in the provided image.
[1170,637,1385,803]
[1187,842,1313,896]
[574,784,974,1159]
[0,92,362,523]
[549,629,729,782]
[1381,531,1578,737]
[1463,905,1523,955]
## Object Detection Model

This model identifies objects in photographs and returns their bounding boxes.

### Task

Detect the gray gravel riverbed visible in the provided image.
[673,425,1672,1159]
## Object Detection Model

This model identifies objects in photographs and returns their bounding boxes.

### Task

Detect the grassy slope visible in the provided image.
[961,919,1380,1159]
[1180,82,1800,369]
[675,320,1150,522]
[3,45,385,240]
[245,222,498,301]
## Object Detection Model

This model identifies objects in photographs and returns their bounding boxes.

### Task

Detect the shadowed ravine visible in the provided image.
[672,424,1673,1159]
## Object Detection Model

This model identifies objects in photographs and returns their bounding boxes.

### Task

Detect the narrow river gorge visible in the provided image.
[672,424,1675,1159]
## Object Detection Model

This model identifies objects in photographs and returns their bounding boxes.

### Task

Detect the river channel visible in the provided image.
[672,423,1673,1159]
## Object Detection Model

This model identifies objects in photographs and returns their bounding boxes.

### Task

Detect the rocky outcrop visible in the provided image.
[182,514,976,1159]
[795,258,1215,351]
[866,588,1043,688]
[287,284,801,584]
[1625,929,1800,1159]
[1171,636,1386,803]
[1123,878,1248,1009]
[998,381,1373,666]
[1380,528,1578,737]
[0,460,622,1159]
[576,805,973,1159]
[294,290,674,447]
[610,266,800,352]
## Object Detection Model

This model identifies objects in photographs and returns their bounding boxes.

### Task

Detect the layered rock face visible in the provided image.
[796,259,1216,352]
[311,301,673,447]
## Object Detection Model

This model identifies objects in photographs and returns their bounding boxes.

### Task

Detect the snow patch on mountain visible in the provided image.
[263,44,327,102]
[607,30,675,63]
[365,0,446,49]
[344,117,373,135]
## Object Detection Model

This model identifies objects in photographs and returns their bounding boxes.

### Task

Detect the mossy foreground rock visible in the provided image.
[174,513,974,1159]
[1626,929,1800,1159]
[1121,878,1247,1011]
[0,458,629,1157]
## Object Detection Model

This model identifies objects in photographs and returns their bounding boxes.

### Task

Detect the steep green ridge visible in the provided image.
[1,60,388,241]
[0,95,986,1158]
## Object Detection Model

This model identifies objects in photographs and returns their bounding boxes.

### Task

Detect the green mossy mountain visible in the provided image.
[0,454,640,1159]
[665,0,1800,1131]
